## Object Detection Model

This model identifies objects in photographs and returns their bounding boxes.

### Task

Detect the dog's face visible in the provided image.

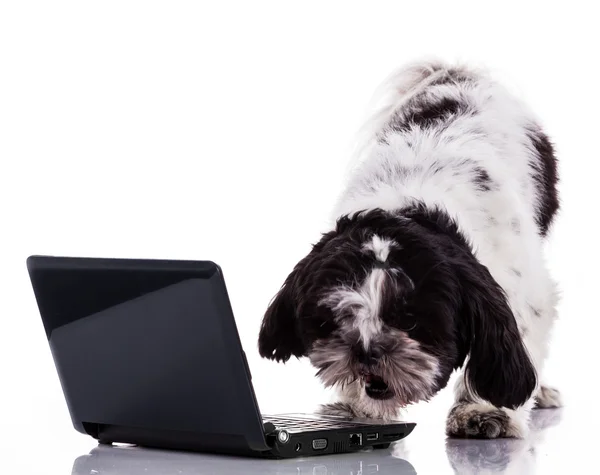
[259,207,536,417]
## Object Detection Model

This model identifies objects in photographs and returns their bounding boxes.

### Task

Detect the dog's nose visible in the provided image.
[356,347,382,366]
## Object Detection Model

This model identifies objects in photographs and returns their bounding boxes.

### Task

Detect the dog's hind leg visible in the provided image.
[534,386,562,408]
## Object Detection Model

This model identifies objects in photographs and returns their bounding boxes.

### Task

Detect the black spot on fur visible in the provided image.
[408,98,464,127]
[388,97,471,133]
[472,167,494,192]
[527,126,559,236]
[511,268,522,277]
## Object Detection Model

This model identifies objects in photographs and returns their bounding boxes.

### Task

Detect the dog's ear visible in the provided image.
[258,232,335,362]
[258,268,306,362]
[458,258,537,409]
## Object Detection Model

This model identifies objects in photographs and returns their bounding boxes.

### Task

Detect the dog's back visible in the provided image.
[337,61,558,240]
[335,60,559,372]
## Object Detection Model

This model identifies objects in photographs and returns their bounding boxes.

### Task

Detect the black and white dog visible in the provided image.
[258,61,561,439]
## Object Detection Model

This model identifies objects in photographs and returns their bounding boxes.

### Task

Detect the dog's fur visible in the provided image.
[258,61,561,438]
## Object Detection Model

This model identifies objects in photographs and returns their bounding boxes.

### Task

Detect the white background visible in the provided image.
[1,1,598,473]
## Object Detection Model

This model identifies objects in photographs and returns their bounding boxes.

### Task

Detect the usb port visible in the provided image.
[366,432,379,441]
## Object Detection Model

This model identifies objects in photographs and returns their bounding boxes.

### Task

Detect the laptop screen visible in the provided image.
[27,257,268,451]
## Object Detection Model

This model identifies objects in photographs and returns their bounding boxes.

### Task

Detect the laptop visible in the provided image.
[27,255,416,458]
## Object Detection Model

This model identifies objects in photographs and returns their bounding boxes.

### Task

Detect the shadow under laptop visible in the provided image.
[444,408,563,474]
[71,444,417,475]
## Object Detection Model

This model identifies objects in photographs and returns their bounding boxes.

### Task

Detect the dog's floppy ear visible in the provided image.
[259,231,338,362]
[258,269,306,362]
[458,258,537,409]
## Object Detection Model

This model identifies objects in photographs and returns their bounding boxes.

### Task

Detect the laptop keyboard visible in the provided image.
[262,415,366,432]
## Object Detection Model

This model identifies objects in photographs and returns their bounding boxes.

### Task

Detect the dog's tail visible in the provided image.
[346,59,482,173]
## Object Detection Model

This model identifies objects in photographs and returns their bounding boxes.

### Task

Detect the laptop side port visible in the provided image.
[312,438,328,450]
[366,432,379,441]
[349,433,363,447]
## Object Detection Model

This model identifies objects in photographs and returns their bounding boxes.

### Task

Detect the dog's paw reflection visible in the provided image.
[446,438,530,474]
[445,408,562,474]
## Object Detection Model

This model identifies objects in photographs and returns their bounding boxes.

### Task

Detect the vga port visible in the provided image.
[312,438,328,450]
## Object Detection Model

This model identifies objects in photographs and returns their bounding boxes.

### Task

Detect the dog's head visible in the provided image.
[259,207,536,416]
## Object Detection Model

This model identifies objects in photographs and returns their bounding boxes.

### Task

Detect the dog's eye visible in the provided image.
[315,319,337,338]
[381,304,417,331]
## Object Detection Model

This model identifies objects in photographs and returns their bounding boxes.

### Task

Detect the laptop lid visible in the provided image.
[27,256,270,453]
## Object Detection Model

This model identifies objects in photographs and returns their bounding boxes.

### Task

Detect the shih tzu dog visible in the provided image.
[258,61,562,439]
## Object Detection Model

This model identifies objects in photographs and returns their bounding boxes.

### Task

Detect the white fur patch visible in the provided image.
[321,235,400,346]
[321,268,389,347]
[362,234,397,262]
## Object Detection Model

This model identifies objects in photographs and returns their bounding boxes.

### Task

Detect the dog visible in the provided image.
[258,61,561,439]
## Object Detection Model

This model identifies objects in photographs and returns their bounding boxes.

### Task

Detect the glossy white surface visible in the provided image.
[2,1,599,474]
[36,408,577,474]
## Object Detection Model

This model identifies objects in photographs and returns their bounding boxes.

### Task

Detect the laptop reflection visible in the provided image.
[72,444,417,475]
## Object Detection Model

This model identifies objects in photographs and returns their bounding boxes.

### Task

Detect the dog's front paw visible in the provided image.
[534,386,562,409]
[318,402,359,420]
[446,403,526,439]
[318,401,390,420]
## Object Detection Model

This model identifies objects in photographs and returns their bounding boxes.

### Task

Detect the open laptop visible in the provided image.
[27,256,415,458]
